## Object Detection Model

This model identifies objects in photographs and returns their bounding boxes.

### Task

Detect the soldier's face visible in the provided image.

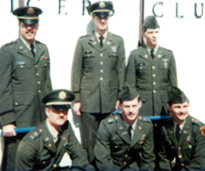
[92,15,109,34]
[142,28,160,48]
[46,107,68,130]
[167,101,189,123]
[19,21,39,44]
[119,97,141,125]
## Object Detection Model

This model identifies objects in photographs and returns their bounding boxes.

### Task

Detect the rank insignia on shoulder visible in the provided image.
[29,131,40,139]
[200,126,205,137]
[108,117,115,124]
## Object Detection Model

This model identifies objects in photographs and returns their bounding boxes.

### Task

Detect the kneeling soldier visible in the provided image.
[15,89,94,171]
[94,84,155,171]
[158,87,205,170]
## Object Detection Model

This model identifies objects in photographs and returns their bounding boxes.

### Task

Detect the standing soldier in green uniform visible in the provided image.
[94,84,155,170]
[15,89,94,171]
[158,87,205,170]
[126,15,177,116]
[0,6,52,170]
[71,1,125,165]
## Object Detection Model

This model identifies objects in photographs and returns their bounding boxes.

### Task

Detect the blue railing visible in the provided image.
[1,109,170,134]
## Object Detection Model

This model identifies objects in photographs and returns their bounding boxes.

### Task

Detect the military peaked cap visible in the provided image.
[169,87,189,104]
[119,83,139,102]
[42,89,75,110]
[13,6,42,24]
[88,1,114,17]
[143,15,160,29]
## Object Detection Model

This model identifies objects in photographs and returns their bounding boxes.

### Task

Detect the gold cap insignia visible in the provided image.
[59,91,67,100]
[99,1,105,9]
[27,7,34,15]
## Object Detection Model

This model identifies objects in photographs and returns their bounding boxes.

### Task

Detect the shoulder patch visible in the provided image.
[200,126,205,137]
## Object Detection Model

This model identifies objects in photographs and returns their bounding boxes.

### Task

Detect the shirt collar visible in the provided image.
[20,36,35,50]
[46,119,59,142]
[147,45,159,55]
[174,120,186,131]
[95,31,108,43]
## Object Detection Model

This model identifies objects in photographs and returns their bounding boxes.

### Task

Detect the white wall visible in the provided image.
[0,0,204,123]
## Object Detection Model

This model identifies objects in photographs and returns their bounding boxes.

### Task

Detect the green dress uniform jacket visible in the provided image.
[71,32,125,114]
[126,46,177,116]
[95,114,155,171]
[0,38,52,127]
[15,120,94,171]
[158,116,205,170]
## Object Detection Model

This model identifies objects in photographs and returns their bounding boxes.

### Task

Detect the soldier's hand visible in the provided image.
[73,102,81,116]
[3,124,17,137]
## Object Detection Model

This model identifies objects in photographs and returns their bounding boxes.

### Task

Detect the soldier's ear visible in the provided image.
[167,104,171,111]
[45,108,49,116]
[139,101,142,108]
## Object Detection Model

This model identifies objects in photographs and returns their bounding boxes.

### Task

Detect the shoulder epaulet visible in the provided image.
[3,40,16,47]
[107,114,119,124]
[191,117,204,127]
[160,46,173,53]
[130,46,143,54]
[79,34,90,39]
[29,128,43,140]
[35,40,45,45]
[110,32,123,38]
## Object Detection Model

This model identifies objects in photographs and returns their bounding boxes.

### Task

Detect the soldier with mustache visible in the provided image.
[0,6,52,170]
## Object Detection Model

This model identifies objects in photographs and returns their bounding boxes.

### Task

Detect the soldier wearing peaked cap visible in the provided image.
[15,89,95,171]
[72,1,125,166]
[94,84,155,170]
[0,6,52,170]
[158,87,205,170]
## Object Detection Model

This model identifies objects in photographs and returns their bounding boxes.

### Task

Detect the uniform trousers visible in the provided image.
[81,112,110,165]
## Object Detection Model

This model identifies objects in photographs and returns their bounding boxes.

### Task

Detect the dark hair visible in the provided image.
[119,95,141,104]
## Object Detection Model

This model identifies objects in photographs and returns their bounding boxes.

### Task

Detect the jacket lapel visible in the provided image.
[102,32,114,51]
[43,123,57,153]
[116,116,130,145]
[35,42,45,64]
[166,121,176,145]
[88,33,101,51]
[17,38,34,61]
[153,46,165,62]
[131,120,144,147]
[139,46,153,63]
[178,116,192,146]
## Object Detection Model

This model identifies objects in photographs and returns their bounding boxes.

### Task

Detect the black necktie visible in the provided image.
[128,125,132,139]
[30,44,35,57]
[99,35,104,47]
[176,124,181,142]
[150,48,155,59]
[56,131,62,146]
